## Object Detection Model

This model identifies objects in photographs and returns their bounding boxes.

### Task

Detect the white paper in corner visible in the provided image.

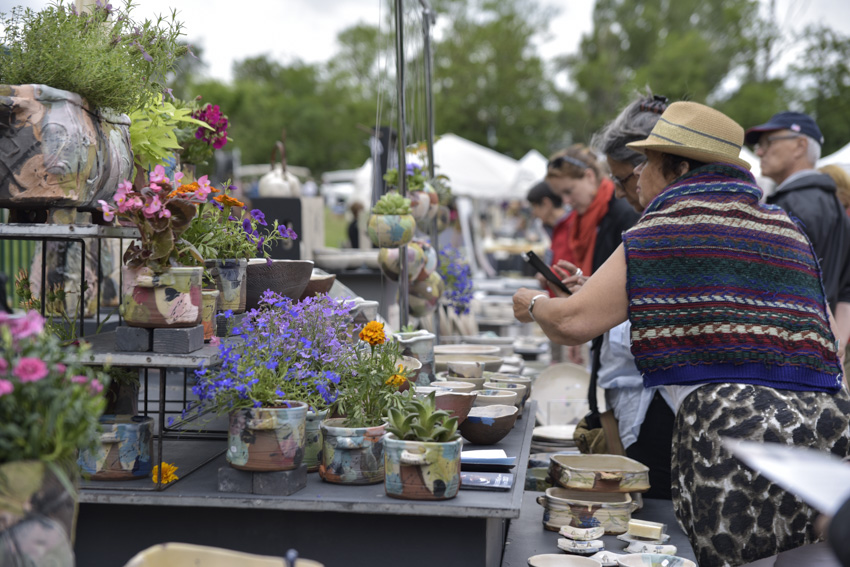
[722,438,850,516]
[461,449,508,459]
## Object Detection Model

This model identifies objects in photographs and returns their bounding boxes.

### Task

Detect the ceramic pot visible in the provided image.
[408,190,431,221]
[377,242,427,282]
[0,460,77,565]
[367,213,416,248]
[245,259,313,310]
[319,418,386,485]
[384,434,463,500]
[201,289,219,341]
[77,415,154,480]
[413,240,438,281]
[304,408,329,473]
[227,402,308,472]
[409,271,444,317]
[0,84,132,212]
[204,258,247,314]
[120,266,203,328]
[394,330,436,386]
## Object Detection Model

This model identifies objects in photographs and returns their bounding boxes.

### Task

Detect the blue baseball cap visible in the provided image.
[745,111,824,145]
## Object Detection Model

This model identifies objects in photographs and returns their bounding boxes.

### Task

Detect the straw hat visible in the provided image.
[626,101,750,170]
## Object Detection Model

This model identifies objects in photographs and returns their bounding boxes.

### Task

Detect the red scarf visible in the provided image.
[566,177,614,276]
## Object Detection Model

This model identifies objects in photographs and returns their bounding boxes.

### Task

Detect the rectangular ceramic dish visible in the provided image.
[536,487,637,534]
[548,453,650,493]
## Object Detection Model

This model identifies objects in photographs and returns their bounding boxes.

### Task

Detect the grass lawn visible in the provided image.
[325,207,349,249]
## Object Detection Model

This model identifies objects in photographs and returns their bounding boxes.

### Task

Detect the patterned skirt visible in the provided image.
[671,383,850,567]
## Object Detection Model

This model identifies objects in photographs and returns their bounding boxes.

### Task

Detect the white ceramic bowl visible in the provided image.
[435,354,503,373]
[432,380,477,394]
[434,344,501,357]
[435,372,487,390]
[616,554,696,567]
[483,381,527,410]
[527,554,601,567]
[473,388,517,407]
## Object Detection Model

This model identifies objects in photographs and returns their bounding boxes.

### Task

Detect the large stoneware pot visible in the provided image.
[204,258,247,315]
[0,84,132,212]
[120,266,203,328]
[245,259,313,310]
[384,434,462,500]
[77,415,154,480]
[227,402,308,472]
[319,418,386,485]
[0,460,78,566]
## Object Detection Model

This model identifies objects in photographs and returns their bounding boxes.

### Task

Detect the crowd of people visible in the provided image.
[513,95,850,567]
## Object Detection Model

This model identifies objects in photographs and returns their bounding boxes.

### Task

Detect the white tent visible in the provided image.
[818,141,850,168]
[739,146,762,179]
[510,149,548,196]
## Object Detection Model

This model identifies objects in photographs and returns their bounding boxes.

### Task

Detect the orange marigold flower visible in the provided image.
[359,321,385,346]
[214,194,245,207]
[151,462,179,485]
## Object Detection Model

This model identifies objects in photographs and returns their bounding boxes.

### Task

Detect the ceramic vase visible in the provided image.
[0,460,77,565]
[318,418,386,485]
[394,330,436,386]
[204,258,247,315]
[120,266,203,328]
[77,415,154,480]
[384,434,463,500]
[201,289,219,341]
[0,84,132,212]
[367,213,416,248]
[227,402,308,471]
[303,409,329,473]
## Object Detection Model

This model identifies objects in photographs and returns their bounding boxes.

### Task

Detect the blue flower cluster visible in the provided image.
[438,246,474,315]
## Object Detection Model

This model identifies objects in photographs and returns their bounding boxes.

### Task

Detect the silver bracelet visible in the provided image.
[528,294,548,322]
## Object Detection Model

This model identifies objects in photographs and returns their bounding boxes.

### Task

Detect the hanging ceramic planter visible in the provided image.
[377,242,427,281]
[201,288,220,341]
[77,415,154,480]
[318,418,386,485]
[227,401,308,472]
[120,266,203,328]
[303,409,329,473]
[204,258,247,315]
[384,434,463,500]
[367,213,416,248]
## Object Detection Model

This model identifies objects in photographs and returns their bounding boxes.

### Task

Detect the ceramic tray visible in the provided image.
[536,487,636,534]
[548,454,650,493]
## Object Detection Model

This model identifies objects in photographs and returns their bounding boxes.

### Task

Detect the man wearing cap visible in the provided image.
[746,112,850,347]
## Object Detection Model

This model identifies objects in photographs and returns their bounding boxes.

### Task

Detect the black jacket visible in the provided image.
[767,171,850,308]
[592,193,641,272]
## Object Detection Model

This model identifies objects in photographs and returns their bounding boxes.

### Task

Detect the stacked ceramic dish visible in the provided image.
[531,424,579,454]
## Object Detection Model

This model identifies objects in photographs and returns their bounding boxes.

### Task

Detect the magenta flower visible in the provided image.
[55,363,67,374]
[6,310,45,340]
[98,200,116,221]
[143,195,163,218]
[0,379,12,397]
[71,375,89,384]
[13,357,48,382]
[89,380,104,394]
[150,164,167,184]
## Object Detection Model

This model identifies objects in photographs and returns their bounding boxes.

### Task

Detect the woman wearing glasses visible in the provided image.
[515,101,850,567]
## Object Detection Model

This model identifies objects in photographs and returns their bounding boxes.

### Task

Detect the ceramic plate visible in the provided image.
[616,533,671,545]
[589,551,626,566]
[527,554,601,567]
[558,525,605,541]
[556,538,605,555]
[614,553,696,567]
[534,425,577,442]
[625,542,677,555]
[529,363,606,424]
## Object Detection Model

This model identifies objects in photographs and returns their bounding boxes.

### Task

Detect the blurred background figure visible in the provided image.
[820,163,850,217]
[526,180,572,268]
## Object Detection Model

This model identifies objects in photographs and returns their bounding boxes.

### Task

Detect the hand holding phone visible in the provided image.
[523,251,571,295]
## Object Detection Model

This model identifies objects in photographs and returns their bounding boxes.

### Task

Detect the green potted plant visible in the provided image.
[0,1,187,211]
[367,191,416,248]
[319,320,417,485]
[384,391,463,500]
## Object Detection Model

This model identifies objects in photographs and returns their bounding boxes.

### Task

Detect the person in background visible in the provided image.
[820,163,850,216]
[514,101,850,566]
[746,112,850,351]
[526,180,572,271]
[347,201,364,249]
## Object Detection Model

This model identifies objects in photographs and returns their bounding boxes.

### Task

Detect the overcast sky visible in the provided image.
[3,0,849,83]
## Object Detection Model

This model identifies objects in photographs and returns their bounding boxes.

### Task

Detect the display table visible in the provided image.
[501,493,697,565]
[75,403,537,566]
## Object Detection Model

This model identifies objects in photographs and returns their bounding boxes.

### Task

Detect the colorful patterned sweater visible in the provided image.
[622,164,843,393]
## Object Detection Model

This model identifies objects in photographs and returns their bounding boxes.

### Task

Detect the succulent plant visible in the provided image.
[372,191,412,215]
[386,391,459,443]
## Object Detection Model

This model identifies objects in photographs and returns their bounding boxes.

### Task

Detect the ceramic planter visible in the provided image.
[548,454,651,493]
[367,213,416,248]
[77,415,154,480]
[0,460,77,564]
[318,418,386,485]
[204,258,247,314]
[120,266,203,328]
[536,487,637,533]
[384,434,462,500]
[0,84,132,211]
[304,408,329,473]
[394,330,436,386]
[378,242,427,282]
[201,289,219,341]
[409,271,445,317]
[245,259,313,310]
[227,402,308,472]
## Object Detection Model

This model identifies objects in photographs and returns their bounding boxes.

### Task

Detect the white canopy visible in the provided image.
[510,149,548,196]
[819,141,850,168]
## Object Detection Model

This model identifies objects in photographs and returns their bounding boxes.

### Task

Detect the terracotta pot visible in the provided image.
[367,213,416,248]
[77,415,154,480]
[319,418,386,485]
[0,84,132,211]
[201,289,220,341]
[120,266,203,328]
[204,258,247,314]
[245,259,313,310]
[384,434,463,500]
[227,402,308,472]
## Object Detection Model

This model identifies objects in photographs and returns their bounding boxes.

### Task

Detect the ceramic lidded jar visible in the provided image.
[227,401,308,472]
[383,434,463,500]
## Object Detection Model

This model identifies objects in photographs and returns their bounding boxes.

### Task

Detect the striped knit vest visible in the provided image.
[622,164,842,393]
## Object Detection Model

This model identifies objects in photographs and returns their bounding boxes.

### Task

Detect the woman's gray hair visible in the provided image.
[591,89,668,167]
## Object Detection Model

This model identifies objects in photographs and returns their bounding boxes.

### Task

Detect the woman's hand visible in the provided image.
[513,287,546,323]
[551,260,587,295]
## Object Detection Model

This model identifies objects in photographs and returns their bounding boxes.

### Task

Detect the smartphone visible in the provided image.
[523,251,572,295]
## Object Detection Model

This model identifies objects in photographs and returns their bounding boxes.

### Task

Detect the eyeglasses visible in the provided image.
[753,133,801,152]
[610,171,635,189]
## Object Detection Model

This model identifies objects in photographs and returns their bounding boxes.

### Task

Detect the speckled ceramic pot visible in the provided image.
[120,266,202,328]
[303,409,329,473]
[227,402,308,472]
[394,330,436,386]
[367,213,416,248]
[319,418,386,485]
[384,434,463,500]
[77,415,154,480]
[204,258,247,314]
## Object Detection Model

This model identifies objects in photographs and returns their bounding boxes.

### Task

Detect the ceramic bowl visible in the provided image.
[434,344,501,357]
[298,273,336,300]
[459,404,518,445]
[436,373,487,390]
[446,360,486,379]
[432,380,477,394]
[430,391,477,424]
[616,554,696,567]
[245,259,313,309]
[485,374,533,403]
[482,381,527,411]
[473,388,517,408]
[435,354,503,373]
[527,555,601,567]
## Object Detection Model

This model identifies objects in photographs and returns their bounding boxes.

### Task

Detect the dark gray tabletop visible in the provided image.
[501,492,697,566]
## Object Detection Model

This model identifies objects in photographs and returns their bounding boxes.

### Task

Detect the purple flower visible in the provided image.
[251,209,267,226]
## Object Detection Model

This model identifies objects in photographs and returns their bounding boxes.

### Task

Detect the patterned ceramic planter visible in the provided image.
[409,271,444,317]
[377,242,427,282]
[384,434,462,500]
[120,266,203,328]
[0,84,132,211]
[227,402,308,472]
[204,258,247,315]
[319,418,386,485]
[77,415,154,480]
[304,409,329,473]
[395,330,436,386]
[201,289,219,341]
[367,213,416,248]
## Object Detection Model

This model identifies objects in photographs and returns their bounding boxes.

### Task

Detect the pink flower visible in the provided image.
[89,380,104,394]
[194,175,213,200]
[114,180,132,205]
[159,207,172,219]
[0,379,13,397]
[98,199,116,222]
[13,357,48,382]
[5,310,45,340]
[143,195,163,218]
[173,171,184,184]
[149,182,163,193]
[150,165,167,184]
[0,358,7,374]
[71,375,88,384]
[55,363,67,374]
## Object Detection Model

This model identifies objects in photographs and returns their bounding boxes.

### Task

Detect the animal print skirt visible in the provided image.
[671,383,850,567]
